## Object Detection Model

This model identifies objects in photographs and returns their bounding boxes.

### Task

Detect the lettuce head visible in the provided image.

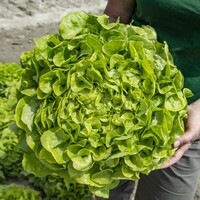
[15,12,192,198]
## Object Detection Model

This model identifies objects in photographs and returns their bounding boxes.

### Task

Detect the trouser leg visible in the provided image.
[94,180,135,200]
[135,139,200,200]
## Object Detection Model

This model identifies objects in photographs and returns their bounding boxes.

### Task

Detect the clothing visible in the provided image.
[94,1,200,199]
[133,0,200,104]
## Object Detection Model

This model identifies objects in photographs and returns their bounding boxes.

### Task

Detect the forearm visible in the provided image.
[104,0,136,23]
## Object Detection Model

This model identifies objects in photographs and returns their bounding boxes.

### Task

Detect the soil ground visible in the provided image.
[0,1,199,199]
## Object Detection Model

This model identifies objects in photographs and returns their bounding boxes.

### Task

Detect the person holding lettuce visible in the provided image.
[94,0,200,200]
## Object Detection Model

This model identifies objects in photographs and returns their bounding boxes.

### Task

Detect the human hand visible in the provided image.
[161,98,200,168]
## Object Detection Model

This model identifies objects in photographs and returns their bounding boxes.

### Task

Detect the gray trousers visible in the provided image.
[95,139,200,200]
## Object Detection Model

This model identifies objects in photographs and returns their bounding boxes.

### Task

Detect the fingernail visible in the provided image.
[174,140,180,148]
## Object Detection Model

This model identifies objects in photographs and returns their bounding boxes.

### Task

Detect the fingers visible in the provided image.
[163,130,198,168]
[162,125,199,169]
[161,142,191,169]
[174,130,199,148]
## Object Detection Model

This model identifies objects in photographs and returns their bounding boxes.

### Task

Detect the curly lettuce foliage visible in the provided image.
[15,12,192,198]
[0,184,41,200]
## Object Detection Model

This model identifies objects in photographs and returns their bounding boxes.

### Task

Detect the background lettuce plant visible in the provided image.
[0,184,41,200]
[15,12,192,198]
[0,63,23,181]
